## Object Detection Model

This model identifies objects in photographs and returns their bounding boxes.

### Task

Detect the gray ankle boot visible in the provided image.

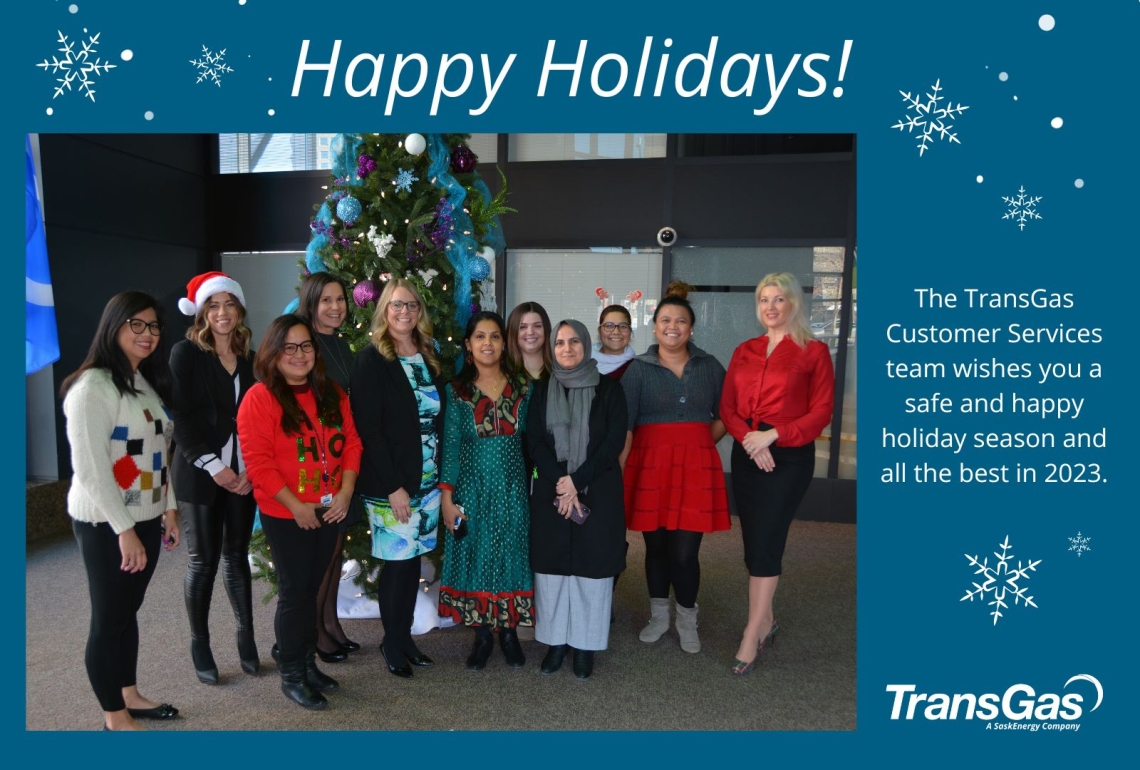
[675,603,701,653]
[639,597,671,643]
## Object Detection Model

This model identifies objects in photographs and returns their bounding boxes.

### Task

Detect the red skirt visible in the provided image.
[623,423,730,533]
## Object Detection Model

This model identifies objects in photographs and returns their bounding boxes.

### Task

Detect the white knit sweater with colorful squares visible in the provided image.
[63,368,178,534]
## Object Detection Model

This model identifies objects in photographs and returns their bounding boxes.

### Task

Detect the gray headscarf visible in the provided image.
[546,319,600,474]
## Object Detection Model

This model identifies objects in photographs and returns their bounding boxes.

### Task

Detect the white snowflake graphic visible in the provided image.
[190,45,233,87]
[393,169,418,193]
[891,79,970,157]
[36,29,117,102]
[961,535,1041,626]
[1002,186,1043,231]
[1067,531,1092,558]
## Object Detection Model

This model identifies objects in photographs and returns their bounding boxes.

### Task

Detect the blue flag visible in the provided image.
[26,134,59,375]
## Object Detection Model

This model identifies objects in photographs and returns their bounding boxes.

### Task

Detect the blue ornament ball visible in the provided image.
[336,195,362,224]
[470,256,491,281]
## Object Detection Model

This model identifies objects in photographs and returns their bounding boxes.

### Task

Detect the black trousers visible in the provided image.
[73,517,162,712]
[376,556,421,653]
[730,441,815,577]
[180,490,256,642]
[259,514,338,663]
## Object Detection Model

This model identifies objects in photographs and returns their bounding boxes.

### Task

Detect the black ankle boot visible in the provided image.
[466,627,494,671]
[236,629,259,675]
[279,655,327,710]
[499,627,526,668]
[190,638,219,684]
[540,644,568,674]
[304,646,339,693]
[572,648,595,680]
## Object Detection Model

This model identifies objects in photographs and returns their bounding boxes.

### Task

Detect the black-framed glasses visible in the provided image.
[389,300,421,312]
[124,318,163,336]
[601,322,631,332]
[283,341,315,356]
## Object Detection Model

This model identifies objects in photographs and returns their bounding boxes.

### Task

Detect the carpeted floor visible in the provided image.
[26,520,855,731]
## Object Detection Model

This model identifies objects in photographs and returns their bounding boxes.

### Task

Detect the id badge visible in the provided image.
[320,493,333,507]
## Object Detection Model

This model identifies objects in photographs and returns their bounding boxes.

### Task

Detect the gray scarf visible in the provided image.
[546,319,600,474]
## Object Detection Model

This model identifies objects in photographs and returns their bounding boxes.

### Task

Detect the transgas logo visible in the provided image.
[886,674,1103,732]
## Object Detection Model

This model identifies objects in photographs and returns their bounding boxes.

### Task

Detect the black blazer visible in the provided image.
[527,376,627,579]
[169,339,255,505]
[350,345,447,499]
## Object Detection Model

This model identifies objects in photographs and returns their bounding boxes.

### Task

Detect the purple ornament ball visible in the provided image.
[353,279,382,308]
[451,146,476,174]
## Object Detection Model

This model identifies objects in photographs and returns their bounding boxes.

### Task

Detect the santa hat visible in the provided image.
[179,272,246,316]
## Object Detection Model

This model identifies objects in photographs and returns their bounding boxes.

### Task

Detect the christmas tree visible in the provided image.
[250,133,513,601]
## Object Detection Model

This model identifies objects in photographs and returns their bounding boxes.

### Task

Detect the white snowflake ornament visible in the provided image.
[190,45,234,87]
[37,29,117,102]
[961,535,1041,625]
[1002,186,1043,231]
[891,79,969,157]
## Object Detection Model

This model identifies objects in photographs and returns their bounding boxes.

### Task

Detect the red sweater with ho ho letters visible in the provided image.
[237,382,362,519]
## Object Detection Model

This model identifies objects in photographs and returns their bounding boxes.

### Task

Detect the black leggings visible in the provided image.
[376,556,422,660]
[180,491,256,643]
[642,528,704,608]
[259,514,338,664]
[73,517,162,712]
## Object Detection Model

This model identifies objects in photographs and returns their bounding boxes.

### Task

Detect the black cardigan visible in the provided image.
[349,345,447,499]
[527,376,628,579]
[169,339,255,505]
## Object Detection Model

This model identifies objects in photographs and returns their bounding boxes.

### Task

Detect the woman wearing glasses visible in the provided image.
[169,272,258,684]
[61,291,181,730]
[592,305,636,380]
[349,279,446,678]
[295,272,360,662]
[237,315,362,709]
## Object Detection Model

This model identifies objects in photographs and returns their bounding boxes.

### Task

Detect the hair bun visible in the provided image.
[664,280,694,300]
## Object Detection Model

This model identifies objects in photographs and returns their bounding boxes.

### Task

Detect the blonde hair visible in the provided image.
[186,291,252,356]
[369,278,441,375]
[756,272,814,347]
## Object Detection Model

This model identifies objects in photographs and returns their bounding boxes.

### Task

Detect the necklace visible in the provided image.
[321,333,352,388]
[477,373,507,401]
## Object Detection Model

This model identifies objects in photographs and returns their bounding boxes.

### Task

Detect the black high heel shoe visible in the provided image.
[316,644,348,663]
[381,642,413,679]
[339,639,361,653]
[190,639,219,685]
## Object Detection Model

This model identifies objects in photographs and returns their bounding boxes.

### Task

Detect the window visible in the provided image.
[508,134,666,162]
[505,248,662,355]
[219,133,499,173]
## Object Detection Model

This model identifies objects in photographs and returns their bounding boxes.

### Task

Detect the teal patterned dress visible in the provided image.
[362,353,441,561]
[437,379,535,628]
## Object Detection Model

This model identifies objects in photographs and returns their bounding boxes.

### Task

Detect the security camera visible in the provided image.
[657,227,677,247]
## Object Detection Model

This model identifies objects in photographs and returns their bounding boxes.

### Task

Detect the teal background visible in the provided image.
[10,0,1137,763]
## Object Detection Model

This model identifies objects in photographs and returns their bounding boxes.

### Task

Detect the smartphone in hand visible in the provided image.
[452,504,468,540]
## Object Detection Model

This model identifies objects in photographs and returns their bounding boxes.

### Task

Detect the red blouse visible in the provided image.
[720,335,835,448]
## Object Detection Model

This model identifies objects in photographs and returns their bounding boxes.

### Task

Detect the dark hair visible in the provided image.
[297,272,349,329]
[453,311,523,398]
[506,301,553,380]
[60,290,173,404]
[598,304,632,328]
[252,314,344,435]
[653,280,696,325]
